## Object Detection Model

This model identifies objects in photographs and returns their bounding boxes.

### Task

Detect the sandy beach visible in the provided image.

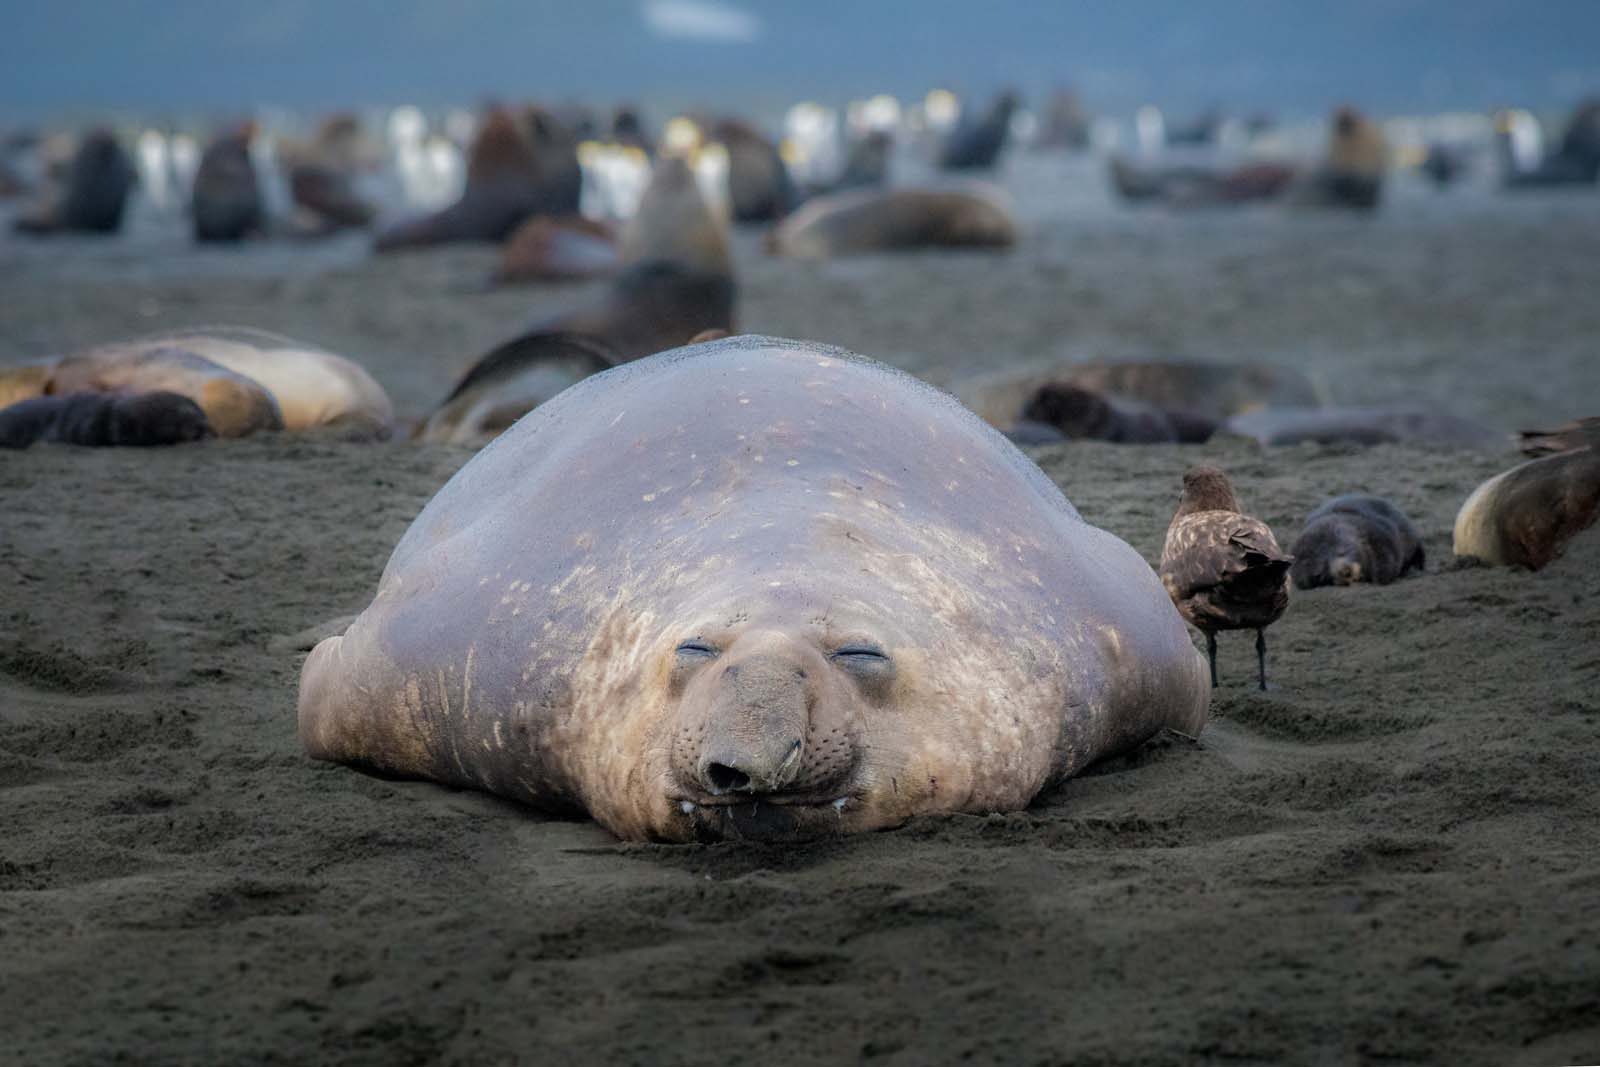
[2,167,1599,1064]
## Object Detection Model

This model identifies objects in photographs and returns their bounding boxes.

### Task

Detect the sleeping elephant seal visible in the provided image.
[1290,495,1424,589]
[299,336,1211,842]
[1453,447,1600,571]
[48,328,392,440]
[767,187,1016,259]
[0,390,213,449]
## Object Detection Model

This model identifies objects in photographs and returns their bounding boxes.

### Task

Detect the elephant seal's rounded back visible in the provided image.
[299,336,1210,841]
[1454,448,1600,570]
[1291,495,1425,588]
[768,187,1016,259]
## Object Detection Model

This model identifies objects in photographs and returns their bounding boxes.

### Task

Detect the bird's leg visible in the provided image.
[1206,632,1218,688]
[1256,628,1268,692]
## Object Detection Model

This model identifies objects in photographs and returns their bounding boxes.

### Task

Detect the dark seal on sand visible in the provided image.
[1290,495,1425,589]
[299,336,1210,842]
[192,124,265,242]
[767,186,1016,259]
[0,391,213,449]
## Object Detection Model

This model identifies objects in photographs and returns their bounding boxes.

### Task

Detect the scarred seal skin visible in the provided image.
[299,336,1210,842]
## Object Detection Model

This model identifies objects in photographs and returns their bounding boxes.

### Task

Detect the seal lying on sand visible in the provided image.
[767,187,1016,259]
[13,128,137,235]
[0,391,213,449]
[299,336,1211,842]
[958,358,1318,437]
[10,328,393,440]
[417,156,733,444]
[1161,467,1292,690]
[1453,447,1600,571]
[375,106,580,251]
[1290,495,1425,589]
[1220,407,1501,448]
[1019,383,1216,445]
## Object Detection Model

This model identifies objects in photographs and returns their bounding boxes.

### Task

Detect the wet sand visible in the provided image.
[2,173,1599,1064]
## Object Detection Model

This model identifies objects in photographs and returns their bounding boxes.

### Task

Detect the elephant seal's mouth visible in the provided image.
[672,794,855,841]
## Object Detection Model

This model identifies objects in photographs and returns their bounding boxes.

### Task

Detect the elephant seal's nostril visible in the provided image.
[705,762,751,792]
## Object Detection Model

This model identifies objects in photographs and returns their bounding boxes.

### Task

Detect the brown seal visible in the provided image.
[0,391,213,449]
[1290,495,1425,589]
[374,105,581,251]
[1453,447,1600,570]
[1160,467,1292,690]
[767,187,1016,259]
[47,345,282,438]
[299,336,1211,842]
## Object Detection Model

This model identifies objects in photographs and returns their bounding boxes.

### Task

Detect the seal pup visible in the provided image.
[1519,417,1600,457]
[417,155,734,444]
[1453,447,1600,571]
[1290,495,1424,589]
[0,391,213,449]
[192,123,265,242]
[1220,407,1501,448]
[1160,467,1292,690]
[767,187,1016,259]
[298,336,1211,842]
[939,91,1018,171]
[13,128,137,235]
[374,106,579,251]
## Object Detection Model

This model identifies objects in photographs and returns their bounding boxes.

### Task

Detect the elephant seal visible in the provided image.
[119,328,394,440]
[374,106,580,251]
[13,128,137,235]
[192,124,265,242]
[417,156,734,445]
[299,336,1211,842]
[1290,495,1425,589]
[1220,407,1501,448]
[939,91,1018,171]
[957,358,1319,435]
[32,328,391,439]
[0,390,213,449]
[767,187,1016,259]
[1453,447,1600,571]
